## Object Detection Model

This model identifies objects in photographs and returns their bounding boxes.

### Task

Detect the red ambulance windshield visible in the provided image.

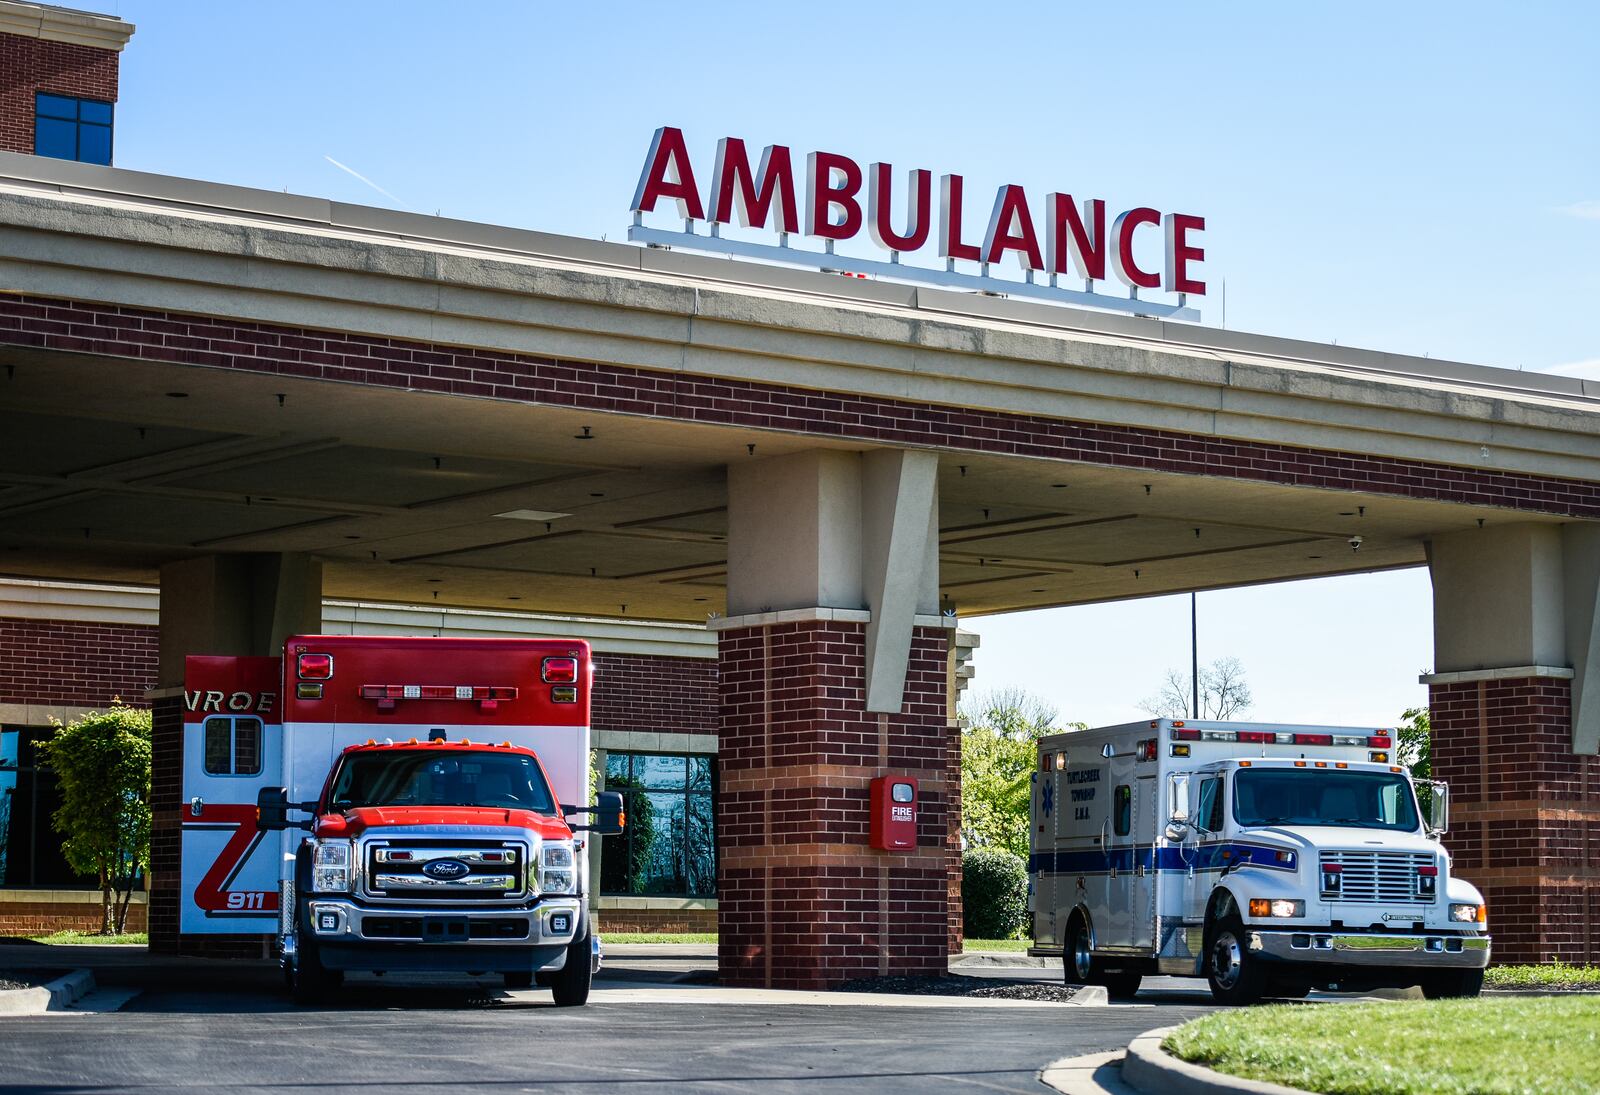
[1233,769,1419,833]
[327,751,556,813]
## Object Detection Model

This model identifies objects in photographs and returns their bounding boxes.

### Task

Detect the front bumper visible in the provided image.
[1250,929,1490,969]
[304,896,581,947]
[292,896,584,975]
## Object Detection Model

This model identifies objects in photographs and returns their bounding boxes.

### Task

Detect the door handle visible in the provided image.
[190,796,203,818]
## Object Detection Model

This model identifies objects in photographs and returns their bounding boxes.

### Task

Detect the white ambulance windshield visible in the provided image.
[328,751,556,813]
[1233,769,1418,832]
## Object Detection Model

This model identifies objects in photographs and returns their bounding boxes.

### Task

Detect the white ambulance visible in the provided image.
[1028,719,1490,1004]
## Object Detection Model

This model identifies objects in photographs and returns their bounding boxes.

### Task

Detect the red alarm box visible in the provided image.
[869,775,918,851]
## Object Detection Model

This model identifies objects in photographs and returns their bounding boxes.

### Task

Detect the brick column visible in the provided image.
[1429,672,1599,964]
[146,693,183,953]
[716,618,953,989]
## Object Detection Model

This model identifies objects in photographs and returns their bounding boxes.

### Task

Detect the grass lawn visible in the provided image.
[27,931,147,945]
[962,938,1032,952]
[1166,996,1600,1094]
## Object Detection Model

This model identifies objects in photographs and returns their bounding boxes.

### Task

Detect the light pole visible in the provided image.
[1191,592,1199,720]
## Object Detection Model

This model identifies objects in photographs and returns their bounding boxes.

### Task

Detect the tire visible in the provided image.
[550,930,592,1007]
[1206,913,1267,1006]
[1100,971,1143,1000]
[504,970,534,990]
[289,934,340,1005]
[1421,968,1484,1000]
[1063,916,1093,986]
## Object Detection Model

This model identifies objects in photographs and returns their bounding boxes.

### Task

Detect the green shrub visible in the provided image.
[962,847,1027,939]
[39,704,151,935]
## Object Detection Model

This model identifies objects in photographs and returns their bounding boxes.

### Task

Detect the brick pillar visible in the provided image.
[146,694,183,953]
[1429,673,1599,964]
[716,619,953,989]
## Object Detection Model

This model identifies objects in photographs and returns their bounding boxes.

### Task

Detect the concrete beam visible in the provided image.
[1565,524,1600,754]
[1430,524,1565,673]
[157,553,322,687]
[5,157,1600,485]
[861,450,939,712]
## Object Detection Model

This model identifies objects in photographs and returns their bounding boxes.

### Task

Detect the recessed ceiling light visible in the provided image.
[493,509,571,522]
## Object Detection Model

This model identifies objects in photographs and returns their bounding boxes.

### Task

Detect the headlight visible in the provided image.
[539,841,577,895]
[312,840,352,893]
[1451,903,1486,925]
[1249,898,1304,918]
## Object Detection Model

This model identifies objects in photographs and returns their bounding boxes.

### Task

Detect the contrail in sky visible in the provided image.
[323,155,406,209]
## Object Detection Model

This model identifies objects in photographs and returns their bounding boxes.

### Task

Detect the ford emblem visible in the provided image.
[423,859,469,881]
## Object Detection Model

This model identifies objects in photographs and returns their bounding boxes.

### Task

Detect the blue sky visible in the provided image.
[106,1,1599,727]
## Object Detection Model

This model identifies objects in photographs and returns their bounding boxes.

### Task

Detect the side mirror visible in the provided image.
[1167,772,1191,825]
[1426,779,1449,836]
[256,786,290,832]
[564,791,626,835]
[256,786,315,832]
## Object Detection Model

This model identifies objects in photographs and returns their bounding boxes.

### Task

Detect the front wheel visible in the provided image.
[550,930,593,1007]
[1421,968,1484,999]
[1063,917,1093,986]
[288,936,341,1005]
[1206,914,1267,1006]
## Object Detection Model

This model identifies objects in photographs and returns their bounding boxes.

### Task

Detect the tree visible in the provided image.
[1398,706,1433,815]
[958,688,1067,860]
[39,704,151,934]
[1141,656,1253,720]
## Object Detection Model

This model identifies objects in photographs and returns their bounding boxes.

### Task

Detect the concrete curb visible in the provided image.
[0,970,96,1016]
[1069,984,1109,1007]
[1039,1048,1133,1094]
[1122,1026,1311,1095]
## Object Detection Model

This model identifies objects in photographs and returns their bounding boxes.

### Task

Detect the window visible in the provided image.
[1233,768,1419,833]
[1196,777,1225,832]
[202,717,262,776]
[35,93,114,165]
[601,751,715,897]
[1113,784,1132,836]
[324,750,554,812]
[2,725,130,888]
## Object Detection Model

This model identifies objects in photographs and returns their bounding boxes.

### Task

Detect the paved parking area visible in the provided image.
[0,943,1219,1094]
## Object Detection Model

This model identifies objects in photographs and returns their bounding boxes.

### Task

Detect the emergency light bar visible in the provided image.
[359,684,520,712]
[1171,727,1391,749]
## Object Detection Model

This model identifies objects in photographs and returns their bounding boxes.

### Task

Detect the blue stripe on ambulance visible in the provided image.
[1028,842,1296,875]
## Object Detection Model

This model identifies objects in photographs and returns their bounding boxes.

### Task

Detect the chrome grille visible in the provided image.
[363,839,528,902]
[1321,850,1434,903]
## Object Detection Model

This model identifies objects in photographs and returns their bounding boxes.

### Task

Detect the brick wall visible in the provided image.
[717,621,953,989]
[0,615,156,710]
[594,907,717,934]
[0,898,147,936]
[4,295,1600,521]
[1429,675,1597,965]
[0,34,119,156]
[592,652,717,735]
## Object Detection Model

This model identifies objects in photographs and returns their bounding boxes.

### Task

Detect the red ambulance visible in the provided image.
[180,635,622,1005]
